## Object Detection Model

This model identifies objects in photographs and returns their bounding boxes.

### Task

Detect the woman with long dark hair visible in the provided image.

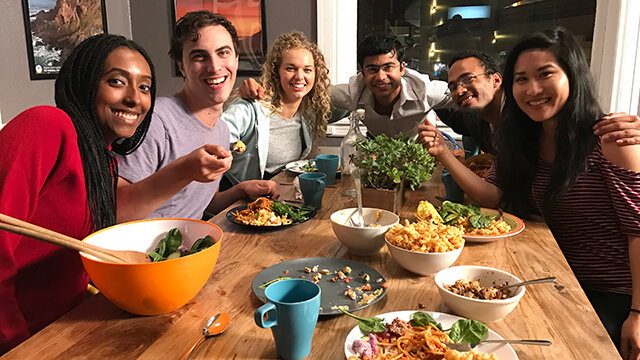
[0,34,156,353]
[420,27,640,357]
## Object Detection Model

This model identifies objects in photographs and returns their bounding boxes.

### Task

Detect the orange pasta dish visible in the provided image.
[232,197,292,226]
[348,317,498,360]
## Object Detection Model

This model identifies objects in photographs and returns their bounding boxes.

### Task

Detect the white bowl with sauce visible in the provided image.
[330,208,399,256]
[435,265,525,323]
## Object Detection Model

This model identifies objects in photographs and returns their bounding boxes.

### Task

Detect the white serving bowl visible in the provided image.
[330,208,400,255]
[384,239,463,276]
[435,265,525,323]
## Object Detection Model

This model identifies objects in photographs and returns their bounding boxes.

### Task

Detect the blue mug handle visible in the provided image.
[255,302,278,328]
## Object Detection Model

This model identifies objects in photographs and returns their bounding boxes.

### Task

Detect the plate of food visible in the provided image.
[464,153,495,179]
[226,197,316,227]
[418,200,525,243]
[343,310,518,360]
[251,257,388,316]
[285,160,316,174]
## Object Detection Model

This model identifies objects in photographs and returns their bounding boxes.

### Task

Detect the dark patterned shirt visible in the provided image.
[486,143,640,294]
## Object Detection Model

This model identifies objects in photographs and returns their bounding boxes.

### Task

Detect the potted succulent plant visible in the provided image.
[350,134,436,213]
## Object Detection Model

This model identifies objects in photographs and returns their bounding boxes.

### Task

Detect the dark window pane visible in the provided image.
[358,0,596,79]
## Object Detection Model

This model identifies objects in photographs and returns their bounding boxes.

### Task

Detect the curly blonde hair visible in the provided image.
[260,31,331,143]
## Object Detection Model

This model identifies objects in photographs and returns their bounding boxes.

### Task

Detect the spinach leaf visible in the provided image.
[191,235,215,253]
[469,215,494,229]
[339,308,386,333]
[448,319,488,343]
[410,312,443,330]
[271,201,314,222]
[148,250,164,262]
[164,228,182,255]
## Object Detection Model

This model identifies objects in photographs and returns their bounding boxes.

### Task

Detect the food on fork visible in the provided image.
[232,140,246,154]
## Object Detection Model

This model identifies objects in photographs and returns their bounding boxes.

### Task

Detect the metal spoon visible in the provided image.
[498,276,557,290]
[179,312,230,360]
[443,339,552,352]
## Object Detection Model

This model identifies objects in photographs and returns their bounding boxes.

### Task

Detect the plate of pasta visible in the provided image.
[418,201,525,243]
[226,197,316,227]
[460,209,525,243]
[343,310,518,360]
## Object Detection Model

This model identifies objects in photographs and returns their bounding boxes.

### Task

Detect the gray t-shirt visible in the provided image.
[265,112,303,174]
[117,94,230,219]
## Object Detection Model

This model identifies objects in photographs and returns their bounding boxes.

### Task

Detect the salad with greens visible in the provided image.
[148,228,215,262]
[438,201,502,230]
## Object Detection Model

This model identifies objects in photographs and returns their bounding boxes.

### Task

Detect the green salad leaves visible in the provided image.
[270,201,314,223]
[438,201,499,230]
[148,227,215,262]
[343,309,488,344]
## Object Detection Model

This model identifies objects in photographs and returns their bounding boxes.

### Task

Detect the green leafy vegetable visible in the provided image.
[410,311,443,330]
[447,319,488,343]
[438,201,496,229]
[149,228,216,262]
[270,201,314,222]
[339,308,386,333]
[351,134,435,191]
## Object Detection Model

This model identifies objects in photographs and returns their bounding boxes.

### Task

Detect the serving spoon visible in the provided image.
[0,213,151,264]
[498,276,557,290]
[179,312,230,360]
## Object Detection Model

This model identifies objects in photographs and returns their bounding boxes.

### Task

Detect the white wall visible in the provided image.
[0,0,132,124]
[590,0,640,115]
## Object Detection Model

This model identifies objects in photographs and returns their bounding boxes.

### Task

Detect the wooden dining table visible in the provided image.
[2,166,621,360]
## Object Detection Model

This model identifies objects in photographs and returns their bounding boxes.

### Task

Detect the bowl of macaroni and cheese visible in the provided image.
[435,265,525,323]
[384,220,464,275]
[331,208,400,255]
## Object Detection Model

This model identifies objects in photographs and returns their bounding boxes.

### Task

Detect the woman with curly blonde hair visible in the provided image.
[221,31,331,185]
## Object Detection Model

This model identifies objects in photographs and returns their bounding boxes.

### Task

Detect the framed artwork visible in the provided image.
[21,0,107,80]
[173,0,267,76]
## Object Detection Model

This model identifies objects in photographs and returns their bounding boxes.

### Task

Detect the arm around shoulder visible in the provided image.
[220,97,260,143]
[601,139,640,172]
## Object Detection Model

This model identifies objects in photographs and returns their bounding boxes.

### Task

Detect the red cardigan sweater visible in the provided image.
[0,106,91,354]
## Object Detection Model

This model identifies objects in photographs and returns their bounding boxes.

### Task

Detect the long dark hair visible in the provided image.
[496,26,603,220]
[55,34,156,231]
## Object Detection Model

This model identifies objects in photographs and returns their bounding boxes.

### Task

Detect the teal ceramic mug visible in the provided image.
[254,279,321,360]
[298,173,326,208]
[310,154,339,185]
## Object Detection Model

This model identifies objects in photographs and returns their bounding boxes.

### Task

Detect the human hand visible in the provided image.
[238,78,265,100]
[417,118,448,157]
[183,144,232,183]
[621,312,640,360]
[239,180,280,200]
[594,112,640,145]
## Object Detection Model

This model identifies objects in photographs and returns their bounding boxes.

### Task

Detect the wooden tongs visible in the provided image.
[0,213,150,264]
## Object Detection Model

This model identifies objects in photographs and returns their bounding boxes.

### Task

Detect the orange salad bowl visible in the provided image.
[80,218,222,315]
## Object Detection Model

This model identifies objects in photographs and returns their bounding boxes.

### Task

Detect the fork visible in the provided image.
[442,339,552,352]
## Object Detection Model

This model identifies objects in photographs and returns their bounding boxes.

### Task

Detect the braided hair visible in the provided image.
[55,34,156,231]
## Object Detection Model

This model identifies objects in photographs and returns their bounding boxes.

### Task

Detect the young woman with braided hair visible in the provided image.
[0,34,156,354]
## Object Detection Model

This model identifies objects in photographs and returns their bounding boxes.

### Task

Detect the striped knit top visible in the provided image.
[485,142,640,294]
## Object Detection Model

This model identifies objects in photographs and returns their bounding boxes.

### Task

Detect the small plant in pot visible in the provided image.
[350,134,435,212]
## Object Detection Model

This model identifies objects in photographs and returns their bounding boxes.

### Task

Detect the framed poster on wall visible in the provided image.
[21,0,107,80]
[172,0,267,76]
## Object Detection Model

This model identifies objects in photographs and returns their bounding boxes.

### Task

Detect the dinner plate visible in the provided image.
[285,160,315,174]
[226,201,316,228]
[251,257,387,316]
[462,209,525,243]
[343,310,518,360]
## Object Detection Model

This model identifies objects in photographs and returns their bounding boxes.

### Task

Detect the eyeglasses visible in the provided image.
[446,73,488,94]
[363,63,401,75]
